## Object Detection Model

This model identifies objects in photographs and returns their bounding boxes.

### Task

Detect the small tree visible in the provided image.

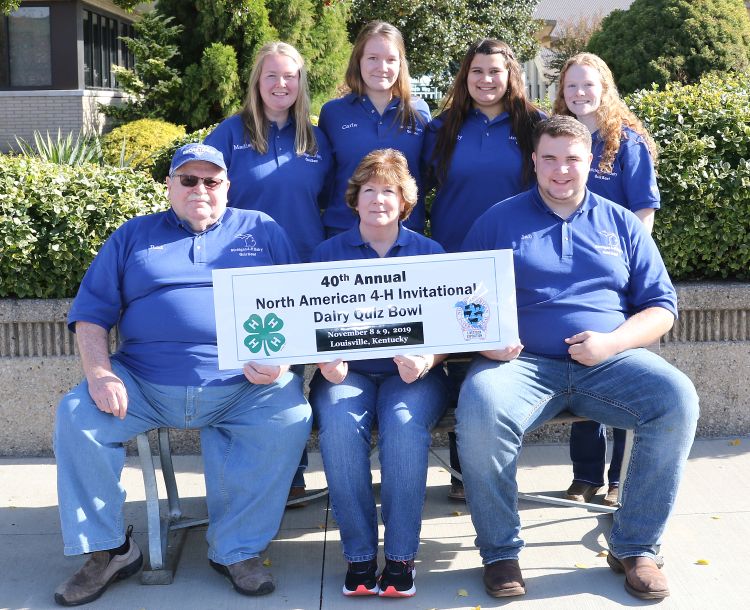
[179,43,241,130]
[544,14,603,84]
[101,11,183,123]
[588,0,750,93]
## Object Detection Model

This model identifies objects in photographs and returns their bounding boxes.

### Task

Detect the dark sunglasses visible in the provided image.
[172,174,224,189]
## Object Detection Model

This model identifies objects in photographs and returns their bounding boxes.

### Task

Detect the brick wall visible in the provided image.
[0,89,126,152]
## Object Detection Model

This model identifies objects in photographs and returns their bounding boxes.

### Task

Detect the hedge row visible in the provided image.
[0,74,748,299]
[0,157,167,298]
[628,73,750,280]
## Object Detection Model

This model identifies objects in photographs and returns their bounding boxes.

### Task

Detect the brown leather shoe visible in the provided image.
[565,481,602,503]
[603,484,620,507]
[210,557,275,596]
[448,483,466,501]
[607,553,669,599]
[54,529,142,606]
[286,485,308,509]
[483,559,526,597]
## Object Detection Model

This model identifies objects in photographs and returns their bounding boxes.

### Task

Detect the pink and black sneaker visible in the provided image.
[342,559,379,596]
[378,559,416,597]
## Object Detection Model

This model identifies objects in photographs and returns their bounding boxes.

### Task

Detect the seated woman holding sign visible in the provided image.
[309,149,449,598]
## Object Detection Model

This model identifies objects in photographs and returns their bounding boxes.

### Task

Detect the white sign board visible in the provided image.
[213,250,518,368]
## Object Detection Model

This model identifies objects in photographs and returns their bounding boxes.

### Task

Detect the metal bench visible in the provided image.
[135,404,629,583]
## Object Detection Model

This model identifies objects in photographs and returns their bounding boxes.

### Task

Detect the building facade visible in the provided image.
[0,0,140,151]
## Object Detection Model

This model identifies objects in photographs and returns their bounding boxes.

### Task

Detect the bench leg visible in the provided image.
[158,428,182,521]
[137,429,193,585]
[429,446,463,483]
[616,428,634,507]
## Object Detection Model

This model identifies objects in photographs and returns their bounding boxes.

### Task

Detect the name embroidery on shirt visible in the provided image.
[341,122,358,130]
[595,230,623,257]
[149,244,164,250]
[233,143,254,151]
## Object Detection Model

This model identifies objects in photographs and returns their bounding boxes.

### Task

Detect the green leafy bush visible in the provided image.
[101,118,186,174]
[0,156,167,298]
[589,0,750,94]
[149,124,218,183]
[627,72,750,280]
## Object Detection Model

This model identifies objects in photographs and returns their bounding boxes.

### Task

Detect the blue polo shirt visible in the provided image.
[589,126,660,211]
[318,93,431,234]
[422,109,542,252]
[311,224,444,374]
[68,208,298,386]
[204,114,331,262]
[462,188,677,358]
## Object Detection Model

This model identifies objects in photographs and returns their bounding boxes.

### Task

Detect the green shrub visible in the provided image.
[101,118,185,174]
[0,156,167,298]
[149,124,218,183]
[627,72,750,280]
[14,129,103,166]
[589,0,750,94]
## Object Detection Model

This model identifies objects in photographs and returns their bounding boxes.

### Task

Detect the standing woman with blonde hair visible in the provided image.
[554,51,660,507]
[205,41,333,500]
[205,41,331,262]
[319,21,430,237]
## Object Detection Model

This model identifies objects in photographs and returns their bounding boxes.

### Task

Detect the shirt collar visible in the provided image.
[344,222,410,251]
[531,187,597,218]
[268,117,294,132]
[470,108,510,125]
[357,94,401,114]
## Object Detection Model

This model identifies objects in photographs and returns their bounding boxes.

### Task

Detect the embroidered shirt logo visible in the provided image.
[342,122,358,130]
[595,230,623,256]
[231,233,263,257]
[303,152,322,163]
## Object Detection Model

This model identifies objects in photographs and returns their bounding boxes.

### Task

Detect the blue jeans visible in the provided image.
[310,367,449,562]
[456,349,698,564]
[570,421,626,486]
[54,362,311,564]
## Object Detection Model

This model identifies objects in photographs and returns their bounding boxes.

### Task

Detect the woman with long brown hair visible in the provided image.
[423,38,544,253]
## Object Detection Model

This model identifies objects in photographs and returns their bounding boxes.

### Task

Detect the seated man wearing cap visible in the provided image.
[53,143,311,606]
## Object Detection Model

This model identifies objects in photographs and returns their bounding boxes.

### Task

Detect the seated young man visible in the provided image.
[53,143,311,606]
[457,116,699,601]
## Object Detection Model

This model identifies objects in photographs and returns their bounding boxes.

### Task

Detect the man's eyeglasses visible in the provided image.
[172,174,224,189]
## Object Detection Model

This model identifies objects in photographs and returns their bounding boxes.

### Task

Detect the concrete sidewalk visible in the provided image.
[1,438,748,610]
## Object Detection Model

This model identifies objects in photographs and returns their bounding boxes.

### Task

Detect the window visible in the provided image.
[1,7,52,87]
[83,9,134,89]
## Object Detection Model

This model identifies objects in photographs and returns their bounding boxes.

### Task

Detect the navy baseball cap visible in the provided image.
[169,143,227,175]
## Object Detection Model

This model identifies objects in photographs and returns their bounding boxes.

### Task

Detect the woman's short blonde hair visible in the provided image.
[345,149,418,221]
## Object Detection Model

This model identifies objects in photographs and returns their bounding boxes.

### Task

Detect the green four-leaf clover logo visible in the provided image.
[243,312,286,356]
